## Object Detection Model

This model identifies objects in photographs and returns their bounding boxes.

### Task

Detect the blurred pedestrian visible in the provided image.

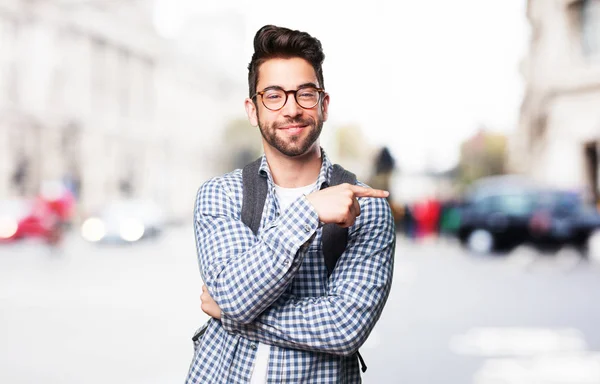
[438,199,461,238]
[413,197,441,239]
[37,180,76,247]
[403,202,416,239]
[369,146,396,205]
[186,25,396,384]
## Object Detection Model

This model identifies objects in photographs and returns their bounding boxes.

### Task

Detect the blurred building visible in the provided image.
[511,0,600,204]
[0,0,242,221]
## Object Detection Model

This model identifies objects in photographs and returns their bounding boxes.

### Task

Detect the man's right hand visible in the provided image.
[305,183,389,228]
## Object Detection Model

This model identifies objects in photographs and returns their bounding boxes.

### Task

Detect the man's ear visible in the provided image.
[245,98,259,127]
[321,93,330,122]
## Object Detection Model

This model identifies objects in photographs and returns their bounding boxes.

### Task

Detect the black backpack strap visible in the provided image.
[321,164,357,277]
[242,158,268,235]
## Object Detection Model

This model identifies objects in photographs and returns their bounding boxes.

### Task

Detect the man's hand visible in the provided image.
[201,284,222,319]
[305,183,389,228]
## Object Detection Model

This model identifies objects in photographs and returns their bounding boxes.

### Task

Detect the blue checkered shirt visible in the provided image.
[186,152,395,383]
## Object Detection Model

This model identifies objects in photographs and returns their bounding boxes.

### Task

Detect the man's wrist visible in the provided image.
[302,194,323,227]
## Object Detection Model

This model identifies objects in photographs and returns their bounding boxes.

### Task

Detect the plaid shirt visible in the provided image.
[186,152,395,384]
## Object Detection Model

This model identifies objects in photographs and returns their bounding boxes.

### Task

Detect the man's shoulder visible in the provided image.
[355,180,393,218]
[197,169,244,200]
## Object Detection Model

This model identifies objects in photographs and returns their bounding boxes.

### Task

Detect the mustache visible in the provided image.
[272,117,314,129]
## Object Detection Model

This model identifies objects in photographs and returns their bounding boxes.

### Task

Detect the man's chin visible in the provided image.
[276,142,319,157]
[276,147,305,157]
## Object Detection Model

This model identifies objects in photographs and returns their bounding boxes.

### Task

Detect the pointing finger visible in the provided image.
[350,185,389,198]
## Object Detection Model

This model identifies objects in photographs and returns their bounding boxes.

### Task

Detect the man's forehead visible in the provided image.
[257,57,319,89]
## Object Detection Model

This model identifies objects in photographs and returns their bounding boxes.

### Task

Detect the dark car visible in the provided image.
[457,188,537,253]
[528,190,600,250]
[456,175,600,254]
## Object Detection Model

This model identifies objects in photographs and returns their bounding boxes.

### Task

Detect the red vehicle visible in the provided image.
[0,192,74,244]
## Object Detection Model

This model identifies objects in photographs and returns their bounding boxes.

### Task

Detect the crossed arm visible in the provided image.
[194,178,320,324]
[195,177,395,356]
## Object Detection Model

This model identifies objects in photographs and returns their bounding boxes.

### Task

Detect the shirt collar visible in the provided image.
[257,147,333,191]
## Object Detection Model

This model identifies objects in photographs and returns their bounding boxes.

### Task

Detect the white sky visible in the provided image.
[154,0,529,173]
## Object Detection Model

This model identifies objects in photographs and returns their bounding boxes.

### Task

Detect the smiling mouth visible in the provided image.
[278,125,307,134]
[279,124,306,129]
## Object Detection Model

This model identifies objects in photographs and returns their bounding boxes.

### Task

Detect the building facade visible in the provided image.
[511,0,600,203]
[0,0,242,221]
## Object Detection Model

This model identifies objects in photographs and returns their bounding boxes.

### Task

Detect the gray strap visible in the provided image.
[241,158,268,235]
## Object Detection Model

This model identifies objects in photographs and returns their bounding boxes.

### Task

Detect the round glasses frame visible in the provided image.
[252,87,325,111]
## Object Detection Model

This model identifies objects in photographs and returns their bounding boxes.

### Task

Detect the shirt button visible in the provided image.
[304,224,311,233]
[283,259,290,266]
[250,343,257,350]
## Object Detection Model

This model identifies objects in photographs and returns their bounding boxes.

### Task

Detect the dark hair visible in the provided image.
[248,25,325,98]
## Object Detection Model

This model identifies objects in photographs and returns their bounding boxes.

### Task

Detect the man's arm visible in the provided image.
[217,197,396,356]
[195,175,319,324]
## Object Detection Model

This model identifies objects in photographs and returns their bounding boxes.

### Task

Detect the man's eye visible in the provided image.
[265,93,282,99]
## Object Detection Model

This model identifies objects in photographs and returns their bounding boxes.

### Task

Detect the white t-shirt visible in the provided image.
[250,182,315,384]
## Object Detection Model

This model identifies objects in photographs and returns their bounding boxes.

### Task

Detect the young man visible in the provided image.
[186,25,396,384]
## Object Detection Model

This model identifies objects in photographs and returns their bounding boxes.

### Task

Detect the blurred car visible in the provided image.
[0,198,60,243]
[457,186,537,253]
[528,189,600,249]
[456,175,600,254]
[81,199,165,244]
[39,180,76,224]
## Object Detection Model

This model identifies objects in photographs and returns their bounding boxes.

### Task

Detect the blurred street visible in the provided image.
[2,0,600,382]
[1,229,600,384]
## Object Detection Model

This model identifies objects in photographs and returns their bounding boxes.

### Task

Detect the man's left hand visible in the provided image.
[201,284,222,319]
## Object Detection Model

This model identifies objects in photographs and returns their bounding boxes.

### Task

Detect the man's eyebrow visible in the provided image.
[260,82,320,92]
[297,82,319,89]
[261,85,284,92]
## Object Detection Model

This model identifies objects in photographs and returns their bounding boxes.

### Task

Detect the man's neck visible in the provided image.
[264,145,322,188]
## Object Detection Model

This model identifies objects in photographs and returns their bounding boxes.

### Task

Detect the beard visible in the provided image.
[258,114,323,157]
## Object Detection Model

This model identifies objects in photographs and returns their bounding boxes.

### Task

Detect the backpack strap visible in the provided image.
[241,158,268,235]
[321,164,357,277]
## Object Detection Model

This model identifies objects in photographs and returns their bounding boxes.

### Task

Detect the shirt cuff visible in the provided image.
[259,195,320,260]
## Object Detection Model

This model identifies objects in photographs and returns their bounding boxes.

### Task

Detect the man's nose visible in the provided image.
[280,93,302,117]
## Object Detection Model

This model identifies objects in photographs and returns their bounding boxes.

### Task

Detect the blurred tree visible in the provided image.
[222,118,262,171]
[332,124,377,182]
[458,127,508,186]
[334,124,364,159]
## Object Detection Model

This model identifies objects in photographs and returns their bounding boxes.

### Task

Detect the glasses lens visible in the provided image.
[296,87,320,108]
[262,89,286,110]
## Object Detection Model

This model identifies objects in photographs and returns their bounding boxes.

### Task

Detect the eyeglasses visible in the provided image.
[252,86,325,111]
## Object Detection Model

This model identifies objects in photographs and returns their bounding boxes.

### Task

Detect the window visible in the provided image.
[0,17,19,104]
[497,194,535,216]
[581,0,600,60]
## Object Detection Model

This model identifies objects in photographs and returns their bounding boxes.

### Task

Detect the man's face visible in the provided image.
[245,57,329,157]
